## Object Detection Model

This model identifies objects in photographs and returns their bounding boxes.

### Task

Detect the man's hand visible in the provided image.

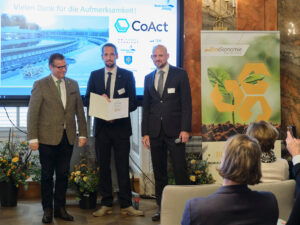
[142,135,151,150]
[179,131,190,143]
[78,137,87,147]
[102,94,111,102]
[30,142,39,151]
[286,131,300,157]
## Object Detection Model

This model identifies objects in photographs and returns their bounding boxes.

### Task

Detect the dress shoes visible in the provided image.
[92,206,113,217]
[120,206,144,216]
[54,207,74,221]
[42,208,53,223]
[152,209,161,221]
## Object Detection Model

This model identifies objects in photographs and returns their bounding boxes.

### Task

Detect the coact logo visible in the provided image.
[115,18,168,33]
[132,21,168,32]
[115,18,130,33]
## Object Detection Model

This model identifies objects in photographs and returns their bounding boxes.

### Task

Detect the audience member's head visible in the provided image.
[246,120,279,153]
[218,134,262,185]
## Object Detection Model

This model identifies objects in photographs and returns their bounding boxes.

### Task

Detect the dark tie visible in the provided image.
[106,72,112,98]
[157,70,164,97]
[56,80,62,97]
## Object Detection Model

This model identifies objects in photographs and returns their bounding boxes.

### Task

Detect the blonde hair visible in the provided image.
[218,134,262,185]
[246,120,279,153]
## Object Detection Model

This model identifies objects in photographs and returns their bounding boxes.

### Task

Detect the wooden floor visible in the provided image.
[0,198,160,225]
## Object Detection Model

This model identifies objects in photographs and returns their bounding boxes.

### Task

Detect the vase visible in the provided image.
[0,180,19,207]
[79,192,97,209]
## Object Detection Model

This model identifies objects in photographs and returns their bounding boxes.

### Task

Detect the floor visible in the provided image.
[0,198,160,225]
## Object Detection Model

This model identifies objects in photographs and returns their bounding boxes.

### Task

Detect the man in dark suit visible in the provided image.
[142,44,192,221]
[285,131,300,225]
[27,53,87,223]
[85,43,143,217]
[181,134,279,225]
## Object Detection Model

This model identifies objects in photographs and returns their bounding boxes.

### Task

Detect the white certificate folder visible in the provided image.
[88,92,129,120]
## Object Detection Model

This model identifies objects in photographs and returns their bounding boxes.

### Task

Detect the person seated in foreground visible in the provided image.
[181,134,279,225]
[246,120,289,182]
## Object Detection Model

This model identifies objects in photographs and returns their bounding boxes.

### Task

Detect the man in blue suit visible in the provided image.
[142,44,192,221]
[85,43,143,217]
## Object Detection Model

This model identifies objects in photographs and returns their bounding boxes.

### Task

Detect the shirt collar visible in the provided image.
[51,74,64,83]
[105,66,117,76]
[157,63,169,75]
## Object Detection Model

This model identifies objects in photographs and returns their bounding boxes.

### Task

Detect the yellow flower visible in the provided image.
[190,159,196,164]
[12,157,19,163]
[22,141,26,145]
[83,176,87,182]
[81,164,87,167]
[74,177,79,183]
[71,172,75,176]
[75,171,81,175]
[195,170,201,174]
[190,175,196,182]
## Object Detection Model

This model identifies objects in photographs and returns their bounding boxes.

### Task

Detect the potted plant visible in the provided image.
[186,152,215,185]
[0,130,31,206]
[69,157,99,209]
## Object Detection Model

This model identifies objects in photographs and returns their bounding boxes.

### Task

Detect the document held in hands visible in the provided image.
[88,92,129,121]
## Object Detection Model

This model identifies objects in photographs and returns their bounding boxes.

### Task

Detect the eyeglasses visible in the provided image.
[52,64,68,70]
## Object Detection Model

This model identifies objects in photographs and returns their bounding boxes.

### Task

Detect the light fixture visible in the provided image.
[205,0,236,30]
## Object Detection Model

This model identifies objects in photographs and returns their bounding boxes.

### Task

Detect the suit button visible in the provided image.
[160,100,163,103]
[161,117,163,120]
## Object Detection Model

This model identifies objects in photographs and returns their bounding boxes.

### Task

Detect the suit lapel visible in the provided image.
[149,71,160,98]
[114,67,122,98]
[65,78,72,110]
[162,66,174,98]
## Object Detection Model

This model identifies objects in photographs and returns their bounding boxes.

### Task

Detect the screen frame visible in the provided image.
[0,0,184,105]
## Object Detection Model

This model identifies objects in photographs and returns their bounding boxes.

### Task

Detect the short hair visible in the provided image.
[102,43,118,55]
[218,134,262,185]
[49,53,65,66]
[152,44,168,54]
[246,120,279,153]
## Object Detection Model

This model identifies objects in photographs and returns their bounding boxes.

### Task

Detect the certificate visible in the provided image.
[88,92,129,120]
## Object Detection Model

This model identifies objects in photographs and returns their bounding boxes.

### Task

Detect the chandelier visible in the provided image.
[205,0,236,30]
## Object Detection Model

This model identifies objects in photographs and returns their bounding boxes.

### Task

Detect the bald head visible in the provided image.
[151,45,169,69]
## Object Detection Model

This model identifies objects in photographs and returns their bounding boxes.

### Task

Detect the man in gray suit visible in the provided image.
[27,53,87,223]
[142,44,192,221]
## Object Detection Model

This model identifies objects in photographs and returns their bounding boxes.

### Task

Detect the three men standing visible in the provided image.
[27,53,87,223]
[85,43,144,217]
[142,45,192,221]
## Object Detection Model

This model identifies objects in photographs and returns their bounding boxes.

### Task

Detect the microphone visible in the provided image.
[174,136,192,144]
[174,138,182,144]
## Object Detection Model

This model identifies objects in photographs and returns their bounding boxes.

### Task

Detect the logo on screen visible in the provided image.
[124,56,133,65]
[115,18,130,33]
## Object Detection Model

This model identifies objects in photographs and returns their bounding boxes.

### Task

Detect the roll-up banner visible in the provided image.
[201,31,280,182]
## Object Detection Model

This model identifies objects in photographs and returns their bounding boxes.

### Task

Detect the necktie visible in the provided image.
[56,80,62,97]
[106,72,112,98]
[157,70,164,97]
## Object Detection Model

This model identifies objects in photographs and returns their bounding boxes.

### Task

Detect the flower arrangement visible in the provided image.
[69,157,99,195]
[186,152,215,185]
[0,130,32,188]
[168,152,215,185]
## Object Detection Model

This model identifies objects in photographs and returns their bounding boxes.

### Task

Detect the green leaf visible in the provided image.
[207,67,232,96]
[243,72,265,84]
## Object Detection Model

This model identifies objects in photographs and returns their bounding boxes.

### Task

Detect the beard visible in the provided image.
[105,61,115,68]
[155,61,167,69]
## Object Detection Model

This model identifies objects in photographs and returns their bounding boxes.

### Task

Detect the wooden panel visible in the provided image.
[184,0,202,135]
[265,0,277,30]
[236,0,265,30]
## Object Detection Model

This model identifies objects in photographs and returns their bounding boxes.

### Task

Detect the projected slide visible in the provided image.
[0,0,179,97]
